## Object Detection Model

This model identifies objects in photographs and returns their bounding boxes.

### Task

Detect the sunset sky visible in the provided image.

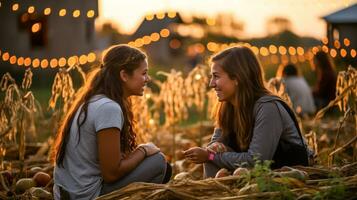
[97,0,357,39]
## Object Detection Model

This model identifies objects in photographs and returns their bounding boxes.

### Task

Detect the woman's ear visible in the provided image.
[120,70,128,82]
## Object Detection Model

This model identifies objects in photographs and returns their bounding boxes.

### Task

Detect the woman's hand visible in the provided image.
[138,142,160,156]
[183,147,209,164]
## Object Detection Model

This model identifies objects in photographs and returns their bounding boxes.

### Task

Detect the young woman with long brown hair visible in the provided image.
[53,45,171,199]
[184,46,312,177]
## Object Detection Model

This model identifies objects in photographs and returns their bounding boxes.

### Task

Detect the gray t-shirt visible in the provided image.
[53,95,124,200]
[283,76,316,114]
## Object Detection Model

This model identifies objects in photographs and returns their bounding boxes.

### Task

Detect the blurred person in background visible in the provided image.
[281,63,316,116]
[311,51,337,110]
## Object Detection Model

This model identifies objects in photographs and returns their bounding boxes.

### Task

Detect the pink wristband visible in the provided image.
[208,152,215,161]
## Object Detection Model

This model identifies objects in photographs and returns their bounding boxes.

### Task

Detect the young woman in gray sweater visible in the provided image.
[184,46,312,178]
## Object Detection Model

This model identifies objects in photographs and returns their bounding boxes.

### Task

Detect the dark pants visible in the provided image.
[100,152,168,195]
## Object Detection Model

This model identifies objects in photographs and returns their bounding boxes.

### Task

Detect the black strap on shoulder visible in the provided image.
[271,99,309,168]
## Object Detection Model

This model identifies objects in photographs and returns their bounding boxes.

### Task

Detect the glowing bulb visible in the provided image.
[59,9,67,16]
[145,14,154,20]
[28,6,35,14]
[50,58,58,68]
[68,56,76,67]
[44,8,51,15]
[168,12,176,18]
[343,38,350,46]
[269,45,277,54]
[31,23,41,33]
[260,47,269,56]
[330,49,337,58]
[150,33,160,41]
[58,57,66,67]
[9,56,17,64]
[73,10,80,18]
[160,29,170,38]
[32,58,40,68]
[351,49,356,58]
[17,57,24,66]
[87,53,96,62]
[24,58,32,67]
[288,46,296,55]
[156,12,165,19]
[2,52,10,61]
[87,10,95,18]
[340,49,347,57]
[79,55,87,65]
[278,46,287,55]
[207,42,218,52]
[195,74,202,80]
[41,59,49,68]
[12,3,19,11]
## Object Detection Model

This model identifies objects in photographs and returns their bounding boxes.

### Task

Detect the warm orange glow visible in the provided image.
[73,10,81,18]
[134,38,144,47]
[168,11,176,18]
[269,45,277,54]
[87,10,95,18]
[260,47,269,56]
[32,58,40,68]
[330,49,337,58]
[128,41,135,46]
[334,40,341,49]
[68,56,77,67]
[41,59,49,68]
[207,42,218,52]
[322,37,328,45]
[288,47,296,55]
[298,55,305,62]
[145,14,154,21]
[340,49,347,57]
[271,55,279,64]
[194,43,205,53]
[290,55,298,64]
[306,51,314,60]
[59,9,67,16]
[143,36,151,45]
[21,13,29,22]
[48,59,57,68]
[44,8,51,15]
[251,46,259,55]
[278,46,287,55]
[24,58,31,67]
[31,23,41,33]
[9,56,17,64]
[351,49,356,58]
[87,53,96,62]
[297,47,304,56]
[150,33,160,41]
[17,57,24,66]
[312,46,319,55]
[322,45,329,53]
[156,12,165,19]
[160,29,170,37]
[343,38,350,47]
[2,52,10,61]
[58,57,66,67]
[28,6,35,14]
[169,39,181,49]
[79,55,88,65]
[12,3,19,11]
[206,18,216,26]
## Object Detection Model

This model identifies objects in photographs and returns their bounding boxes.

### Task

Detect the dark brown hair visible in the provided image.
[211,46,270,151]
[54,44,147,167]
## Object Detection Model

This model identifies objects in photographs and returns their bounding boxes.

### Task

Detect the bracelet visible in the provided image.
[138,146,147,157]
[208,152,215,161]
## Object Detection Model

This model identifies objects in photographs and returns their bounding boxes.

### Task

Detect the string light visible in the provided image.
[0,49,97,68]
[8,3,96,19]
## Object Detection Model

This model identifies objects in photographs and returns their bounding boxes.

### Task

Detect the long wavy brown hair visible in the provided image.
[211,46,271,151]
[54,44,146,167]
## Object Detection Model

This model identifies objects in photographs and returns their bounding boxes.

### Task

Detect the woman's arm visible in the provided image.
[211,102,283,170]
[97,128,145,183]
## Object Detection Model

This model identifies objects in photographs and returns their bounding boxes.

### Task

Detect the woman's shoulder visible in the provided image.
[253,95,283,115]
[89,95,122,110]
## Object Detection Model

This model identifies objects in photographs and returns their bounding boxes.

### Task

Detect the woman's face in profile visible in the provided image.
[209,62,237,103]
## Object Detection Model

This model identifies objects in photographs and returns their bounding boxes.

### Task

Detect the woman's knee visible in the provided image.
[148,152,166,172]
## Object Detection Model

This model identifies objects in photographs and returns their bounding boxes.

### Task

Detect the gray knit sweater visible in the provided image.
[209,95,311,169]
